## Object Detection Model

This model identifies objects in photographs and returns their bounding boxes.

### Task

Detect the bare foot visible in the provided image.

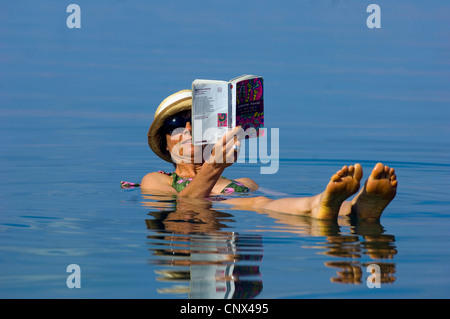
[311,164,363,219]
[351,163,397,221]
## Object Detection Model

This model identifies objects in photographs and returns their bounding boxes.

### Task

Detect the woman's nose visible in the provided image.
[183,121,192,134]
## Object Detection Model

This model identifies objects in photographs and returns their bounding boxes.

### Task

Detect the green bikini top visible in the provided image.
[158,171,250,194]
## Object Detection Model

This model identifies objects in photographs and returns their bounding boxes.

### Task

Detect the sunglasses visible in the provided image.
[163,112,192,134]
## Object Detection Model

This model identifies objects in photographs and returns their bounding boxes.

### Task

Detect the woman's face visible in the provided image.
[164,110,203,164]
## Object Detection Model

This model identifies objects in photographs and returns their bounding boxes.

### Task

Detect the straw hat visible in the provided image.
[147,89,192,162]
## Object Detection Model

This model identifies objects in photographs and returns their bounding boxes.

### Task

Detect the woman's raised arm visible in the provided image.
[178,126,242,198]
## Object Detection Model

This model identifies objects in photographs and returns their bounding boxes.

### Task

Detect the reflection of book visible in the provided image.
[189,233,263,299]
[192,75,264,145]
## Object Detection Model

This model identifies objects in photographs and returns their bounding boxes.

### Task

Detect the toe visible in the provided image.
[331,173,341,182]
[337,165,348,177]
[390,173,398,188]
[384,165,390,177]
[389,167,395,177]
[348,165,355,176]
[354,163,363,181]
[372,163,384,179]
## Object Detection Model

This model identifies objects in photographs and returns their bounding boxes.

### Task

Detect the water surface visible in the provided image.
[1,0,450,298]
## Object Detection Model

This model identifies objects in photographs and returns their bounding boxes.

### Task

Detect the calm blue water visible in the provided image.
[1,0,450,298]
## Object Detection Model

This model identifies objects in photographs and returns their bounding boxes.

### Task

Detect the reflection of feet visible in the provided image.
[364,235,398,259]
[351,163,397,221]
[325,261,363,284]
[312,164,363,219]
[326,261,396,285]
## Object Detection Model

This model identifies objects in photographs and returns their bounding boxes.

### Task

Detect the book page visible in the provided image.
[192,80,230,145]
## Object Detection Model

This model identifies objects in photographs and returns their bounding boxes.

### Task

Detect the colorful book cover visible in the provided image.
[235,77,264,138]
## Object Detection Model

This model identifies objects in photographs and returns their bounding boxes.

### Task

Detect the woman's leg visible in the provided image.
[224,163,397,221]
[223,164,363,219]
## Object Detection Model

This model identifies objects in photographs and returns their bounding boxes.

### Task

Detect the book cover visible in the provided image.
[233,77,264,138]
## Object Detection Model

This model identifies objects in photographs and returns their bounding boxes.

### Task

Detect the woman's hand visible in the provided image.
[176,126,243,199]
[205,126,243,170]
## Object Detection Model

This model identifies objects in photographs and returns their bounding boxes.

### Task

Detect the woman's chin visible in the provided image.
[170,144,204,165]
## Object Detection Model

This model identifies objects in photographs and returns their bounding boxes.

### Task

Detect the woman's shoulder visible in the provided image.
[233,177,259,191]
[156,170,173,176]
[141,171,174,190]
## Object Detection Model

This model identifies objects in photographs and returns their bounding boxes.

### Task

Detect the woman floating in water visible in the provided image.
[138,90,397,221]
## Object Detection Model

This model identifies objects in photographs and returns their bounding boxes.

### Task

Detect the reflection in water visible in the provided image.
[262,211,398,286]
[324,228,397,284]
[144,196,263,299]
[319,222,397,285]
[142,194,397,297]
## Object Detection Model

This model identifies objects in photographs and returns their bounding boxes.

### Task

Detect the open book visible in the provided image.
[192,75,264,145]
